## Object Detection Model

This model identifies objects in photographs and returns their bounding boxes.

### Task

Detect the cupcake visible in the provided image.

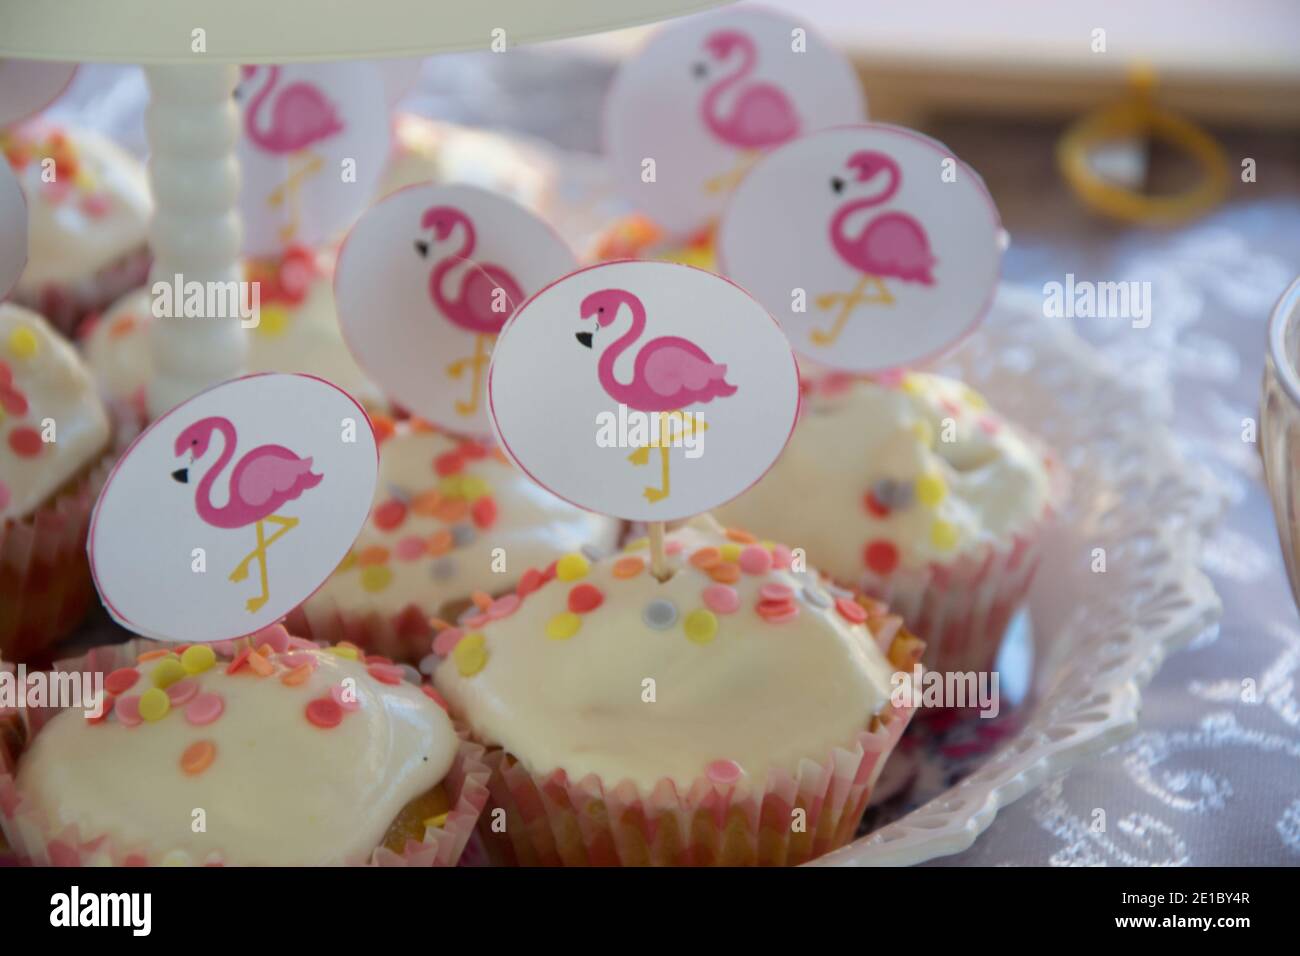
[380,113,557,216]
[715,372,1058,678]
[0,628,490,866]
[0,304,112,663]
[287,420,623,663]
[81,245,384,422]
[1,123,151,335]
[434,516,922,866]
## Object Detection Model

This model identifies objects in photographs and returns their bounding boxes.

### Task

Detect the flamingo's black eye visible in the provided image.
[598,307,605,313]
[831,177,845,194]
[191,439,198,446]
[692,62,707,79]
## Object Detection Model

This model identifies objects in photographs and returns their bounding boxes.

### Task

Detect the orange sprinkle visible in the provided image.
[412,489,443,515]
[356,545,390,566]
[690,547,722,570]
[612,556,645,579]
[371,414,396,444]
[427,529,454,556]
[471,591,493,611]
[137,649,172,663]
[492,449,511,465]
[181,740,216,776]
[433,499,469,523]
[109,314,139,338]
[428,617,453,632]
[280,663,312,687]
[725,528,757,544]
[708,563,741,584]
[409,417,437,433]
[248,653,274,677]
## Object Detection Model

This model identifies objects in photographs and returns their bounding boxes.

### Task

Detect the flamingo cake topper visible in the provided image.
[605,7,864,238]
[717,124,1003,373]
[0,59,76,127]
[89,374,378,644]
[489,260,800,525]
[335,183,577,436]
[236,62,390,257]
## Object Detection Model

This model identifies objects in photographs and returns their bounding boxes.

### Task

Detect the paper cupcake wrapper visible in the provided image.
[14,246,151,336]
[0,638,491,866]
[476,696,916,867]
[285,601,441,666]
[0,453,114,665]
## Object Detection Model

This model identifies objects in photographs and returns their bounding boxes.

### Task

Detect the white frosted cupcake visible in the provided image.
[0,630,490,866]
[435,516,921,866]
[2,123,151,334]
[0,304,112,662]
[287,421,623,663]
[716,372,1058,678]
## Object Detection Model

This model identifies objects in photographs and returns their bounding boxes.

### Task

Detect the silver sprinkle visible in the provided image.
[802,585,832,609]
[431,558,457,580]
[388,484,412,504]
[400,664,423,685]
[418,653,439,675]
[451,524,477,547]
[581,542,607,562]
[643,598,678,630]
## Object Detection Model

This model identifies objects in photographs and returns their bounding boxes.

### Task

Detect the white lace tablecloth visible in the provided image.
[47,55,1300,865]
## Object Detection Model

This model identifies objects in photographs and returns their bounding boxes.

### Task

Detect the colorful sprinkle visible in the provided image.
[151,657,188,690]
[395,535,427,561]
[225,648,252,674]
[368,663,404,685]
[104,667,140,695]
[689,547,721,570]
[139,688,171,722]
[738,545,773,575]
[683,608,718,644]
[8,325,39,359]
[361,565,394,592]
[801,585,832,609]
[835,596,868,624]
[517,567,545,597]
[247,650,274,677]
[430,558,457,580]
[546,612,582,640]
[115,695,142,727]
[471,496,498,529]
[180,740,216,776]
[757,601,800,624]
[433,626,465,656]
[555,553,590,582]
[702,584,740,614]
[488,594,521,620]
[915,472,947,507]
[8,426,42,457]
[281,664,313,687]
[453,633,489,675]
[374,499,407,531]
[864,491,890,518]
[911,419,935,447]
[165,678,199,706]
[707,563,741,584]
[759,583,794,602]
[725,528,757,544]
[326,644,360,661]
[357,545,390,566]
[254,624,291,653]
[434,451,464,476]
[568,583,604,614]
[306,697,344,729]
[451,524,477,547]
[643,599,678,630]
[706,759,743,785]
[864,540,899,575]
[930,519,960,551]
[719,542,742,563]
[180,645,216,675]
[412,489,443,515]
[421,685,449,711]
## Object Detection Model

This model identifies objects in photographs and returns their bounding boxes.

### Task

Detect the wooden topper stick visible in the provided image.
[648,521,669,581]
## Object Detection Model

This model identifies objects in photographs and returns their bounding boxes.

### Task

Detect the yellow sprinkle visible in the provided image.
[336,550,357,573]
[911,419,934,447]
[930,519,960,551]
[624,537,648,552]
[453,633,488,676]
[159,850,192,867]
[423,813,450,830]
[546,612,582,640]
[139,688,171,721]
[438,475,465,498]
[555,553,589,582]
[900,374,926,395]
[360,565,393,593]
[962,386,987,410]
[719,543,742,563]
[180,644,216,675]
[915,472,947,508]
[327,645,360,660]
[7,325,39,359]
[459,476,489,500]
[151,657,187,689]
[254,304,290,339]
[683,608,718,644]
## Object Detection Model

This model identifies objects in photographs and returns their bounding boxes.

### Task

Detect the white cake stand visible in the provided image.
[0,0,727,417]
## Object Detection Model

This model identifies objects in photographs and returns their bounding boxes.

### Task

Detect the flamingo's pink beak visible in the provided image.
[420,206,457,241]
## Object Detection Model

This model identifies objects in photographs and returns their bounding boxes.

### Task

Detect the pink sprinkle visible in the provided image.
[771,544,793,571]
[104,667,140,696]
[80,192,112,218]
[212,640,237,657]
[253,623,290,654]
[665,539,684,555]
[184,692,225,726]
[394,535,427,561]
[287,636,317,651]
[702,584,740,615]
[432,627,464,656]
[330,683,361,712]
[738,545,773,575]
[761,604,800,624]
[487,593,521,620]
[462,613,491,629]
[166,678,199,706]
[367,663,404,685]
[278,652,318,671]
[759,583,794,603]
[115,695,142,728]
[706,759,744,785]
[978,416,1002,435]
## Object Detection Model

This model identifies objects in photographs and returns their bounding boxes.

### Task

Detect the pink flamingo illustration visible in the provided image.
[813,150,937,346]
[576,288,736,501]
[697,29,801,194]
[416,204,525,415]
[239,66,344,244]
[172,416,323,612]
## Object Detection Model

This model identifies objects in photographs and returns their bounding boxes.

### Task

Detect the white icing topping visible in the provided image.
[0,304,110,520]
[15,648,456,866]
[435,517,898,793]
[714,373,1051,580]
[5,125,150,291]
[304,425,621,618]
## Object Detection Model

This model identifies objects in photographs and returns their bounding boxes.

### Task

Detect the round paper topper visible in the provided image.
[376,58,424,108]
[717,124,1003,373]
[604,7,864,239]
[89,374,378,644]
[335,183,577,436]
[0,59,77,127]
[0,160,26,300]
[489,260,801,523]
[236,62,391,258]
